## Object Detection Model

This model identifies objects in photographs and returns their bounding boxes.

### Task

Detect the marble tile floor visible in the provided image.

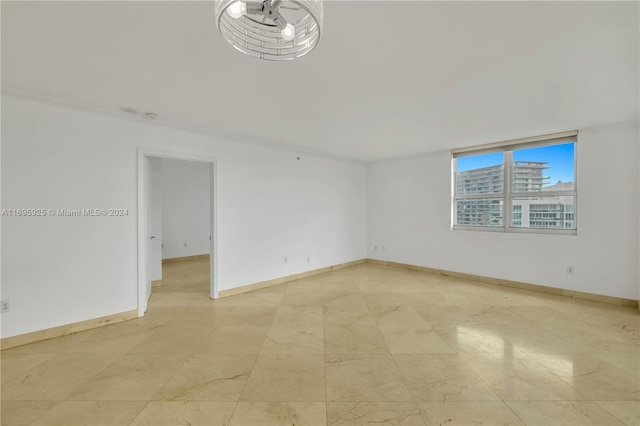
[2,259,639,425]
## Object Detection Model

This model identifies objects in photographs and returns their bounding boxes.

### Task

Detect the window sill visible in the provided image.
[452,225,577,236]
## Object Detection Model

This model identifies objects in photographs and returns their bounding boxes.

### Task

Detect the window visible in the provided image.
[452,131,577,234]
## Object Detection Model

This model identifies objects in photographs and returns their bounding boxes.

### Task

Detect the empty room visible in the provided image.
[1,1,639,425]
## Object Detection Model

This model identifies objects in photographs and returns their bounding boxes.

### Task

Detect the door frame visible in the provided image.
[137,147,218,316]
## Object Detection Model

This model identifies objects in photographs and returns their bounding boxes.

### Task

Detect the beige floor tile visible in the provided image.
[261,325,324,353]
[439,287,486,305]
[459,305,532,326]
[409,302,465,315]
[127,306,187,326]
[31,401,146,425]
[324,325,388,353]
[496,289,559,307]
[378,327,454,354]
[325,353,412,402]
[68,353,186,401]
[327,401,425,425]
[597,353,640,372]
[149,291,204,307]
[2,353,119,400]
[130,401,236,426]
[225,306,278,326]
[528,353,640,401]
[511,305,579,323]
[487,323,585,354]
[1,401,57,426]
[256,283,289,293]
[128,325,215,354]
[507,401,625,425]
[230,402,327,426]
[4,260,638,426]
[540,313,637,336]
[323,292,368,307]
[195,325,269,353]
[356,280,394,293]
[323,306,375,326]
[1,352,56,383]
[556,324,640,354]
[241,354,325,401]
[2,329,96,354]
[65,325,157,354]
[394,354,500,402]
[193,293,241,307]
[370,305,430,327]
[154,353,256,401]
[401,292,451,307]
[553,302,640,327]
[322,281,361,293]
[465,352,589,401]
[284,279,324,295]
[414,306,482,331]
[389,279,434,293]
[436,325,519,354]
[280,292,325,307]
[417,401,524,426]
[272,306,324,327]
[165,306,233,327]
[236,291,284,306]
[361,293,408,306]
[597,401,640,426]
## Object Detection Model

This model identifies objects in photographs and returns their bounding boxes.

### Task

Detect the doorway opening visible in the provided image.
[137,148,217,316]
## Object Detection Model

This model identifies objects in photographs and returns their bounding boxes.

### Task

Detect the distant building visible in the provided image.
[456,161,548,196]
[456,162,574,228]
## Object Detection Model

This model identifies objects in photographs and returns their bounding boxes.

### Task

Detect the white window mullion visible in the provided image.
[451,157,457,229]
[504,150,513,230]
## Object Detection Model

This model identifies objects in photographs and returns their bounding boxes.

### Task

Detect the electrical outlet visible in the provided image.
[566,266,575,274]
[284,257,288,264]
[374,245,378,251]
[184,242,188,247]
[1,299,10,314]
[306,256,310,263]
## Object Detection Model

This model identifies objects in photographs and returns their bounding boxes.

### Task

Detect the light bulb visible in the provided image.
[281,23,295,41]
[227,1,246,19]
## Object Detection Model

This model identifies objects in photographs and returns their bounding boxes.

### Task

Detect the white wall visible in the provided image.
[160,158,211,260]
[1,95,367,338]
[367,120,639,300]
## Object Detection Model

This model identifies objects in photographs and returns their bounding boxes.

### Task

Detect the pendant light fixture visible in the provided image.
[215,0,323,61]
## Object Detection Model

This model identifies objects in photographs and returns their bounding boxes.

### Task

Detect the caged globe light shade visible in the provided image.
[215,0,323,61]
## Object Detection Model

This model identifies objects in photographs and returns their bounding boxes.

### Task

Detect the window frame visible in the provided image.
[452,131,578,235]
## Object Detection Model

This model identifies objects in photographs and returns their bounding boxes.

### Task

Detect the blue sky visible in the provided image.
[457,143,575,185]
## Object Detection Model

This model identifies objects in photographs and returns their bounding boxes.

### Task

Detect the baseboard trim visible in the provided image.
[1,309,139,350]
[218,259,367,298]
[366,259,639,308]
[162,254,210,264]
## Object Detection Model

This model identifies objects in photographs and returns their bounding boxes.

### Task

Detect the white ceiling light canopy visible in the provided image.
[215,0,323,61]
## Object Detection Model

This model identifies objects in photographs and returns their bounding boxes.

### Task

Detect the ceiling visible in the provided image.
[2,1,638,162]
